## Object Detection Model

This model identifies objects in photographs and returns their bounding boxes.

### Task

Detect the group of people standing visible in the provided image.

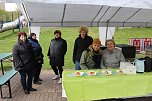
[13,32,43,95]
[12,25,126,95]
[73,26,126,70]
[12,30,67,95]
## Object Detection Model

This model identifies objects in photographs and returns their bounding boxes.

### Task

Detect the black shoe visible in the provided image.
[38,78,42,81]
[33,81,41,85]
[24,89,30,95]
[29,88,37,91]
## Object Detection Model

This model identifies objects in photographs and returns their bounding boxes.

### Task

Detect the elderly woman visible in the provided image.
[80,38,102,69]
[73,26,93,70]
[101,39,126,69]
[13,32,36,95]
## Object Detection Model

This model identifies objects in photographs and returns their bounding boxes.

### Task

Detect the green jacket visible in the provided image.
[80,45,102,69]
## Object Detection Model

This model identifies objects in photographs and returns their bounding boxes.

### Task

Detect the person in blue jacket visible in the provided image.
[28,33,44,85]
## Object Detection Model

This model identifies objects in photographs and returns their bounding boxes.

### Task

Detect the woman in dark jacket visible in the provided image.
[73,26,93,70]
[13,32,37,95]
[47,30,67,84]
[28,33,44,85]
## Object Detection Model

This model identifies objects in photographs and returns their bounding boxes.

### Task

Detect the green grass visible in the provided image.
[114,27,152,44]
[0,9,19,22]
[40,27,99,69]
[0,27,152,70]
[0,29,27,70]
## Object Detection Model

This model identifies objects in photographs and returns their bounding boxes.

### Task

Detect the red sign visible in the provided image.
[133,39,141,51]
[143,38,151,50]
[130,38,152,52]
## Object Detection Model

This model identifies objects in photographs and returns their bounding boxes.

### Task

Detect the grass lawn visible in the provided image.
[0,27,152,70]
[40,27,99,69]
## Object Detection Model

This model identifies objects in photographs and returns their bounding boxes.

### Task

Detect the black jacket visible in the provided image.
[47,37,67,66]
[13,39,34,71]
[73,35,93,63]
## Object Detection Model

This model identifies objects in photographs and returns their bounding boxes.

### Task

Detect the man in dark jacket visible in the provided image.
[47,30,67,84]
[73,26,93,70]
[28,33,44,85]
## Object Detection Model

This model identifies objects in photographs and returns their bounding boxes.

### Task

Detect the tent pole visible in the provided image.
[105,20,109,41]
[18,13,20,32]
[12,12,14,32]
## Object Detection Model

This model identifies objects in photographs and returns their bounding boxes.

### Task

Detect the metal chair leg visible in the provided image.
[8,80,12,98]
[0,86,3,99]
[1,60,4,75]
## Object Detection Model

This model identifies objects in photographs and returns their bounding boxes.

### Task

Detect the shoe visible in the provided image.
[29,88,37,91]
[58,78,62,84]
[33,81,41,85]
[52,75,60,80]
[38,78,42,81]
[24,89,30,95]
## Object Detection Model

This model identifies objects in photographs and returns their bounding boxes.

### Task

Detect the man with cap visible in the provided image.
[47,30,67,84]
[80,38,102,69]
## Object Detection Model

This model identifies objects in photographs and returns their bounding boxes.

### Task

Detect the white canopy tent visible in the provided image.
[1,0,152,43]
[1,0,152,27]
[17,2,152,27]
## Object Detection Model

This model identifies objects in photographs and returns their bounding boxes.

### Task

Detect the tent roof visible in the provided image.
[3,0,152,9]
[2,0,152,27]
[22,2,152,27]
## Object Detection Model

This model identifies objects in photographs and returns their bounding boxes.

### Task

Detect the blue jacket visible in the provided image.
[28,37,43,64]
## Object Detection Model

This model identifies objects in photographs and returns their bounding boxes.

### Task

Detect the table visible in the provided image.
[0,53,12,75]
[62,70,152,101]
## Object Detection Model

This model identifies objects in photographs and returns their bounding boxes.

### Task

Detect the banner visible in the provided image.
[130,38,152,52]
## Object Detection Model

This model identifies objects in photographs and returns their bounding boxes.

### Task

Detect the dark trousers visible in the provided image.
[19,69,33,90]
[52,66,63,78]
[33,63,42,82]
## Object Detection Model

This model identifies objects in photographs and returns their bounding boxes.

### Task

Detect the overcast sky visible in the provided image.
[5,3,17,12]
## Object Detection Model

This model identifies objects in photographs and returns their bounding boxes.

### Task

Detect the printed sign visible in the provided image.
[130,38,152,52]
